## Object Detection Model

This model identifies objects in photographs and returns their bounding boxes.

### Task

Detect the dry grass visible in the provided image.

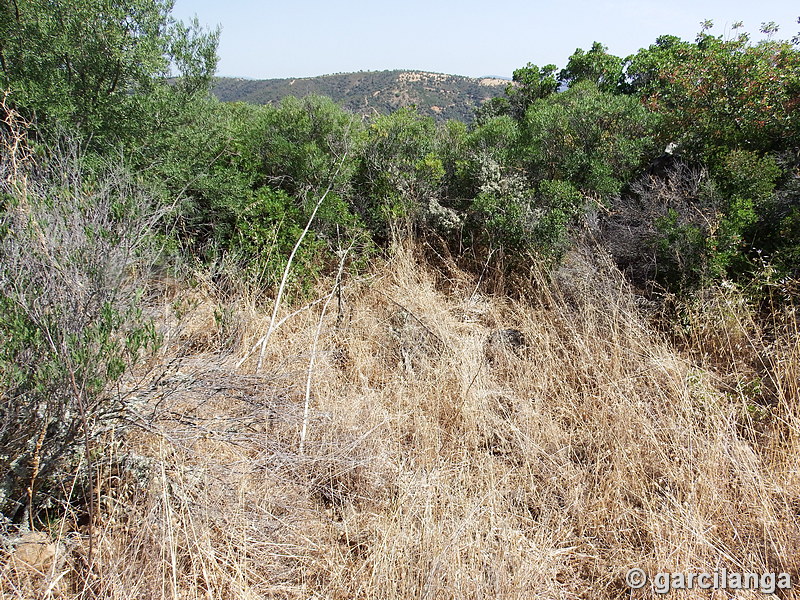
[3,243,800,599]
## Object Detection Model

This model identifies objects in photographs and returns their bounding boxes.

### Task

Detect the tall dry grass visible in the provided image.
[3,244,799,599]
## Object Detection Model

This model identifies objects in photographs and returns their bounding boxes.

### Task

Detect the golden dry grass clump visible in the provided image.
[3,244,799,599]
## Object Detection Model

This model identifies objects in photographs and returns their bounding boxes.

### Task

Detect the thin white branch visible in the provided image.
[237,148,348,373]
[299,244,351,455]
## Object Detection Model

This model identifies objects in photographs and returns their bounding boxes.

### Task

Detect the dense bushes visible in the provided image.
[4,2,797,297]
[618,25,800,289]
[160,86,657,273]
[192,37,797,290]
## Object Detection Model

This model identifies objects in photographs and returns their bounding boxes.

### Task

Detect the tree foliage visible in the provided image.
[505,63,559,118]
[0,0,219,145]
[627,26,800,156]
[620,22,800,286]
[559,42,625,93]
[519,81,658,199]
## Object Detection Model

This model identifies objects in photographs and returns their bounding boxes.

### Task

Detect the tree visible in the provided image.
[559,42,624,93]
[626,26,800,156]
[0,0,219,146]
[505,63,559,118]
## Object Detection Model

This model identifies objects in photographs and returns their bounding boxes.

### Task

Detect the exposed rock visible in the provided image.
[12,531,58,572]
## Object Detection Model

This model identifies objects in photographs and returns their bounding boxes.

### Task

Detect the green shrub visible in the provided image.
[144,98,262,257]
[251,95,363,200]
[519,81,658,199]
[234,186,328,295]
[355,108,443,238]
[470,169,584,265]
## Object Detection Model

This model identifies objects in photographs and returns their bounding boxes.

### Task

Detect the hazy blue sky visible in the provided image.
[171,1,799,79]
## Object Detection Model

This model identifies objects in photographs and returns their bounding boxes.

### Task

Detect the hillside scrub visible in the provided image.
[210,70,509,123]
[2,1,800,597]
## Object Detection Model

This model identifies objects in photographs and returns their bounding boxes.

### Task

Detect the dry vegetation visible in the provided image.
[2,243,800,599]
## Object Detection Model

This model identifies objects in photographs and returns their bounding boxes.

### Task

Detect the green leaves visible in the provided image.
[470,177,584,263]
[559,42,624,94]
[235,186,325,292]
[519,81,658,199]
[627,29,800,156]
[356,107,442,233]
[0,0,219,147]
[253,95,362,200]
[506,63,559,117]
[623,25,800,287]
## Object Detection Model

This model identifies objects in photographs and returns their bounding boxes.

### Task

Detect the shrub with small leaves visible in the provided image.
[0,130,160,523]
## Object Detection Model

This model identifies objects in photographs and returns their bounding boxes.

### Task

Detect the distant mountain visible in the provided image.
[211,70,511,122]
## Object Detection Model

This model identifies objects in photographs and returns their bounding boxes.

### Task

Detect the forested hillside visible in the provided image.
[2,2,800,598]
[211,70,509,122]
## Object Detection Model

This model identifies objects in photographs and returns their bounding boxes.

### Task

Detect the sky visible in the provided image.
[171,0,800,80]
